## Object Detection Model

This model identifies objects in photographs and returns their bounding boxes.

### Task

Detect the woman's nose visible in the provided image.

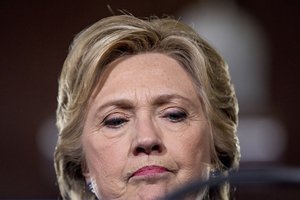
[132,118,165,156]
[134,140,163,155]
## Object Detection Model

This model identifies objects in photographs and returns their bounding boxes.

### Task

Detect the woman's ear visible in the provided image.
[82,162,100,198]
[81,161,91,182]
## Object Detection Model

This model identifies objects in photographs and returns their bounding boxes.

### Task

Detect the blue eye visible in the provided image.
[103,117,129,128]
[163,110,187,122]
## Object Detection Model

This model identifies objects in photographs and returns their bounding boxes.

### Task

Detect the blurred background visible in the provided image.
[0,0,299,199]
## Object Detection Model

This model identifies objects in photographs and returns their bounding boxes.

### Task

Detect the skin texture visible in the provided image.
[82,53,212,200]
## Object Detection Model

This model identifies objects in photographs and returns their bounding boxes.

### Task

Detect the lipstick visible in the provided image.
[132,165,168,177]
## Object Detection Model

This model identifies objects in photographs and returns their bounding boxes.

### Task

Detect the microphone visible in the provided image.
[163,167,300,200]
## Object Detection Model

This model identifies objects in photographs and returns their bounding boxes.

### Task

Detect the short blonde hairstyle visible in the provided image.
[54,15,240,200]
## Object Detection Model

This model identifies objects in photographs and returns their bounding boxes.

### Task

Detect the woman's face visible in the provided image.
[82,53,211,200]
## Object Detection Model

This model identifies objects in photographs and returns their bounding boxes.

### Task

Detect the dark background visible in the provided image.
[0,0,299,199]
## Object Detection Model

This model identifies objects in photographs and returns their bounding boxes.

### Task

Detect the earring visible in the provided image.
[87,182,95,194]
[209,169,220,179]
[87,177,100,199]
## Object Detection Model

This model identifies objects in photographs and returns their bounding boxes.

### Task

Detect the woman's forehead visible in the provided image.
[86,53,203,114]
[95,53,198,99]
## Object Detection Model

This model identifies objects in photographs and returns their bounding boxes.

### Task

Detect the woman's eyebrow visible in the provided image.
[152,94,195,106]
[94,93,196,115]
[94,99,135,114]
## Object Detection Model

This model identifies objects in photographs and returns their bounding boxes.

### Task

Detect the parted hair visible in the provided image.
[54,15,240,200]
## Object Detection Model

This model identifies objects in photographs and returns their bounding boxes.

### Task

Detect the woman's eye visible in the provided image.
[103,117,129,128]
[162,110,187,122]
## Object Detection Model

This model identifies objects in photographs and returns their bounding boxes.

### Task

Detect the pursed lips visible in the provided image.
[129,165,173,180]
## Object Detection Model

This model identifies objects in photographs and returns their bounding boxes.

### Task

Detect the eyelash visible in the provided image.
[102,116,129,129]
[102,109,188,129]
[161,110,188,123]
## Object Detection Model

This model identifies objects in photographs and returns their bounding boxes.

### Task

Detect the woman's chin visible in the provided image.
[128,183,172,200]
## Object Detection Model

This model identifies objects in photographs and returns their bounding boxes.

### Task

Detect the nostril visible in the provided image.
[134,144,162,155]
[151,144,161,152]
[135,147,147,154]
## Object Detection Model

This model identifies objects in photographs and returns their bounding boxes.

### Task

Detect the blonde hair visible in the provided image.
[54,15,240,200]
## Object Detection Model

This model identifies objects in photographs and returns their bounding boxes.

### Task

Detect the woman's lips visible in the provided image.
[132,165,168,177]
